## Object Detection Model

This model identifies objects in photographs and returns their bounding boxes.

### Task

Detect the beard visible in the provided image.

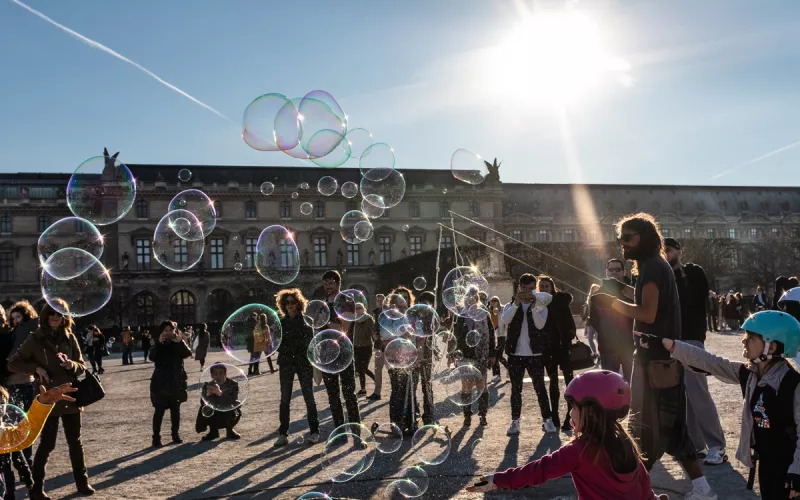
[622,245,642,261]
[668,256,679,267]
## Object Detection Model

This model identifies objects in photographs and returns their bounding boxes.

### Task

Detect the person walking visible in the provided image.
[121,326,134,365]
[149,320,192,448]
[194,324,210,371]
[718,295,726,330]
[140,329,152,363]
[89,327,106,375]
[8,299,94,499]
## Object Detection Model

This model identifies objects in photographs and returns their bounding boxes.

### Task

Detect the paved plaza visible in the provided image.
[27,330,761,499]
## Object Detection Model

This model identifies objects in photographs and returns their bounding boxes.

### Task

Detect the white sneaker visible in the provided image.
[506,419,521,436]
[703,447,727,465]
[542,418,557,434]
[684,490,717,500]
[307,433,321,444]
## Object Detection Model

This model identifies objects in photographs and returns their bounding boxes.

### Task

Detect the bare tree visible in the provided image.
[680,238,738,291]
[735,236,800,292]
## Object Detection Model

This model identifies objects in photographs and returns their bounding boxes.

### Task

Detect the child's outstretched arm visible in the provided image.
[0,384,78,453]
[658,336,743,385]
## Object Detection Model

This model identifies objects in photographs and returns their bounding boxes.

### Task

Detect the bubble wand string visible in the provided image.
[434,224,443,310]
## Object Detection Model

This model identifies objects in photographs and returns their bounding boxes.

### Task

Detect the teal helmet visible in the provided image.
[742,310,800,358]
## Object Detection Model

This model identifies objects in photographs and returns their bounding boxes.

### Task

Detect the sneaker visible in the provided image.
[274,434,289,447]
[479,416,488,426]
[357,389,367,396]
[226,429,241,440]
[684,491,717,500]
[506,419,521,436]
[463,414,472,427]
[308,432,321,444]
[703,447,728,465]
[542,418,557,434]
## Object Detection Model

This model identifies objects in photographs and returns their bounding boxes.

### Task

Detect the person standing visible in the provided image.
[724,293,740,331]
[664,238,727,466]
[8,299,94,499]
[367,294,386,401]
[706,291,720,332]
[121,326,134,365]
[149,320,192,448]
[194,324,210,371]
[415,291,438,425]
[752,285,767,312]
[593,213,716,500]
[489,296,509,383]
[89,327,106,375]
[140,329,152,363]
[351,312,376,397]
[453,295,496,427]
[589,259,635,381]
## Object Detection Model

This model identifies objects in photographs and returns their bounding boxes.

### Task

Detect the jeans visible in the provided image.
[278,362,319,435]
[585,326,598,356]
[322,363,360,428]
[122,344,134,364]
[353,346,375,391]
[508,354,550,421]
[92,353,103,372]
[33,413,88,489]
[492,337,508,377]
[600,347,633,383]
[684,340,726,451]
[388,369,415,428]
[153,403,181,438]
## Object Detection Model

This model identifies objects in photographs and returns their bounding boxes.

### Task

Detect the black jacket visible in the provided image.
[589,279,635,355]
[549,292,577,351]
[277,315,314,366]
[149,339,192,407]
[675,263,709,342]
[453,316,496,363]
[505,304,558,361]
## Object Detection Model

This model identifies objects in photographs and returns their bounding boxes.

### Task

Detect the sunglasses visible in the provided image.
[285,299,298,305]
[607,267,624,272]
[617,232,638,243]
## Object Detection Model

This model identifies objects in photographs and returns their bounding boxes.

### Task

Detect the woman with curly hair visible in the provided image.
[273,288,320,447]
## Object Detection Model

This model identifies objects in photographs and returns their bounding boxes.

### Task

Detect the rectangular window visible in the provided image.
[314,237,327,266]
[315,202,325,218]
[38,215,49,232]
[441,235,453,249]
[136,199,148,219]
[379,236,392,264]
[75,219,86,233]
[173,239,188,266]
[707,228,715,239]
[0,252,13,282]
[538,229,549,242]
[440,202,450,218]
[684,228,692,238]
[772,228,780,238]
[213,200,222,218]
[409,236,422,255]
[469,201,480,217]
[662,228,671,238]
[347,243,360,265]
[564,229,575,242]
[245,238,257,268]
[511,229,523,241]
[280,201,291,218]
[245,201,257,219]
[383,209,390,219]
[210,238,224,269]
[280,239,296,268]
[135,239,151,270]
[409,201,420,219]
[729,228,738,239]
[0,216,11,233]
[750,228,758,240]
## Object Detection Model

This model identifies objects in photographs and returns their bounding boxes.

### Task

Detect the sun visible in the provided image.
[486,10,630,105]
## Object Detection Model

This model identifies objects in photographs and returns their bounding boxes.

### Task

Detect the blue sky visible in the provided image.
[1,0,800,186]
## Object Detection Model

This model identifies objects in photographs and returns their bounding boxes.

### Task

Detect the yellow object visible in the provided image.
[0,398,54,453]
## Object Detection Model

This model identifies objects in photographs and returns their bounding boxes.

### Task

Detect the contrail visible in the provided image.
[10,0,234,123]
[710,138,800,180]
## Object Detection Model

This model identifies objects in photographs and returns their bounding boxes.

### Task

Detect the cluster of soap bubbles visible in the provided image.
[441,266,490,320]
[307,329,354,374]
[322,423,376,483]
[198,363,248,416]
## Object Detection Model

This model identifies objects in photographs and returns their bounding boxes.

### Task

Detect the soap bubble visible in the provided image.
[303,300,331,329]
[360,196,385,218]
[465,329,481,347]
[108,337,116,344]
[384,338,419,369]
[340,210,372,244]
[38,218,104,279]
[411,425,451,466]
[429,329,457,357]
[300,182,310,190]
[378,312,409,338]
[405,304,440,338]
[66,155,136,226]
[41,251,112,317]
[168,189,217,238]
[317,176,338,196]
[0,404,31,450]
[451,350,463,362]
[451,149,489,185]
[382,294,408,320]
[242,93,290,151]
[360,168,406,209]
[291,192,299,199]
[260,182,275,196]
[201,406,215,418]
[300,202,313,215]
[395,466,430,498]
[412,276,427,290]
[333,289,369,322]
[221,304,282,364]
[274,98,309,159]
[359,143,395,181]
[42,247,99,282]
[255,225,299,285]
[295,435,305,445]
[199,363,248,412]
[402,224,410,232]
[308,329,354,374]
[234,262,243,271]
[441,266,489,319]
[297,493,331,500]
[341,181,359,198]
[345,128,372,159]
[442,188,448,194]
[178,169,192,182]
[153,210,204,272]
[309,129,352,168]
[298,91,347,158]
[435,364,485,407]
[372,422,403,454]
[171,217,191,237]
[323,422,376,483]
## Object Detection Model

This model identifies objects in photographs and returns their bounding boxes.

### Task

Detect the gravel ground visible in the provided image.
[23,329,762,499]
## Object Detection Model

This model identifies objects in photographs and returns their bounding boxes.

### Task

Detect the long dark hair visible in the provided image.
[575,401,643,473]
[10,300,38,322]
[615,213,666,276]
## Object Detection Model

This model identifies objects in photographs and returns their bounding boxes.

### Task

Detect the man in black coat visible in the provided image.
[588,258,634,381]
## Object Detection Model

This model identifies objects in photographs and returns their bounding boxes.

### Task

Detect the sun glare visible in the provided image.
[487,10,630,104]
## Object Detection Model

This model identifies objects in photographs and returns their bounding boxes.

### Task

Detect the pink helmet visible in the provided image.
[565,369,631,418]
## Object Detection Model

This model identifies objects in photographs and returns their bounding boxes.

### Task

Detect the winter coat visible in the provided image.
[194,332,210,359]
[8,327,86,416]
[149,338,192,407]
[5,318,38,386]
[550,291,577,353]
[277,315,314,366]
[351,316,376,348]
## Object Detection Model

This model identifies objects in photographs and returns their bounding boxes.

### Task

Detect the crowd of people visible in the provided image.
[3,211,800,499]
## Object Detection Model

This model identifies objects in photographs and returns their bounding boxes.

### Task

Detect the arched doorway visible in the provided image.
[170,290,196,327]
[133,292,157,328]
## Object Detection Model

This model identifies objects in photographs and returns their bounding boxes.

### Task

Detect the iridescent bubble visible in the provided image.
[309,129,352,168]
[379,313,409,338]
[341,181,359,199]
[360,168,406,209]
[242,93,290,151]
[442,188,448,194]
[466,329,481,348]
[340,210,372,244]
[382,294,408,320]
[300,202,313,215]
[298,91,348,158]
[405,304,440,338]
[451,350,464,362]
[354,220,373,241]
[345,128,372,159]
[234,262,243,271]
[67,155,136,226]
[291,192,299,199]
[199,363,248,412]
[256,225,299,285]
[308,329,354,374]
[297,493,331,500]
[43,247,100,282]
[323,422,376,483]
[153,210,204,271]
[260,182,275,196]
[411,425,451,466]
[317,176,338,196]
[413,276,427,290]
[333,289,369,321]
[172,217,191,237]
[396,466,429,498]
[0,404,30,450]
[359,143,395,181]
[201,406,215,418]
[168,189,217,239]
[451,149,489,185]
[37,217,103,278]
[273,97,303,154]
[295,435,305,445]
[300,182,310,190]
[372,422,403,454]
[441,266,490,319]
[41,251,112,318]
[402,225,410,232]
[384,338,418,369]
[178,168,192,182]
[221,304,282,364]
[303,300,331,329]
[429,329,457,357]
[435,364,485,407]
[360,196,384,218]
[108,337,116,344]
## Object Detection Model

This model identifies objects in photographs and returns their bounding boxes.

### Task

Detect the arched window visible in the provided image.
[134,292,157,327]
[170,290,196,326]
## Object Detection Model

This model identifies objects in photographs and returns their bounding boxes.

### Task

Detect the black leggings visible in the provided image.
[758,457,791,499]
[354,346,375,390]
[153,403,181,438]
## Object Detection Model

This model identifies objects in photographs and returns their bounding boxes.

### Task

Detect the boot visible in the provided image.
[226,428,241,440]
[29,485,51,500]
[202,429,219,441]
[172,435,183,444]
[152,435,163,448]
[76,480,95,496]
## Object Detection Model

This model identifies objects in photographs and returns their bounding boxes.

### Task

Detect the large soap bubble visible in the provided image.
[309,129,352,168]
[340,210,373,244]
[323,422,376,483]
[153,210,204,272]
[434,364,485,407]
[345,128,372,159]
[333,289,369,322]
[360,168,406,209]
[360,196,385,218]
[256,225,299,285]
[299,91,348,158]
[411,425,451,466]
[37,217,103,273]
[405,304,440,338]
[242,93,290,151]
[451,148,489,185]
[297,493,332,500]
[392,466,430,498]
[199,363,248,412]
[341,181,359,198]
[384,338,419,369]
[429,329,457,358]
[66,155,136,226]
[0,403,31,451]
[359,143,395,181]
[308,329,354,374]
[168,189,217,238]
[372,422,403,454]
[43,247,101,282]
[41,250,112,317]
[221,304,282,364]
[382,294,408,320]
[317,176,338,196]
[441,266,489,319]
[303,300,331,329]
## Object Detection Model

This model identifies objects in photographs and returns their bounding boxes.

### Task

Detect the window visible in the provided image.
[684,228,692,238]
[75,219,86,233]
[346,200,358,212]
[134,293,156,326]
[511,229,523,241]
[440,202,450,218]
[564,229,575,242]
[728,228,738,239]
[135,199,148,219]
[0,252,13,282]
[383,209,390,219]
[245,238,257,268]
[771,228,780,238]
[409,236,422,255]
[279,238,296,268]
[750,228,758,240]
[315,201,325,218]
[245,201,257,219]
[0,216,11,233]
[38,216,49,232]
[469,201,480,217]
[314,237,327,266]
[409,201,420,219]
[662,228,671,237]
[347,243,360,265]
[280,201,291,218]
[213,200,222,218]
[379,236,392,264]
[210,238,224,269]
[173,239,188,266]
[441,235,453,249]
[135,239,151,270]
[170,291,196,326]
[707,228,715,239]
[538,229,549,242]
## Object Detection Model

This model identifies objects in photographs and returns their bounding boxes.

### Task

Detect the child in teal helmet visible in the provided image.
[635,310,800,499]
